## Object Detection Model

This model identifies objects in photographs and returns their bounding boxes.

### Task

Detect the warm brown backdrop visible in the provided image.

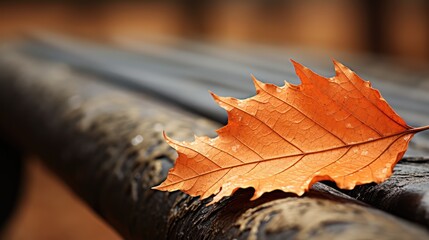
[0,1,428,62]
[2,158,121,240]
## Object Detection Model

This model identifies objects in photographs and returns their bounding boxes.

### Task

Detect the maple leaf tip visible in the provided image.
[206,199,216,206]
[332,59,348,74]
[250,74,259,83]
[289,58,299,65]
[250,190,263,201]
[290,60,316,87]
[290,60,310,80]
[162,131,180,150]
[151,183,165,191]
[290,59,304,69]
[209,91,220,101]
[251,75,265,91]
[209,92,238,112]
[209,91,229,109]
[332,59,342,66]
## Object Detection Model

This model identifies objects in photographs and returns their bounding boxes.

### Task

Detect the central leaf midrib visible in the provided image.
[162,129,414,187]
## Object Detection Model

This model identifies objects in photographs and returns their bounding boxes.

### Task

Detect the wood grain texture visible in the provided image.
[0,48,428,239]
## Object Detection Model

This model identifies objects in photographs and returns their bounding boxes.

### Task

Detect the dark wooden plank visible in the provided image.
[20,34,429,157]
[1,48,429,239]
[338,158,429,229]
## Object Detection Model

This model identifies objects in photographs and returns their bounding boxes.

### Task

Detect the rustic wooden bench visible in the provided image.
[1,34,429,239]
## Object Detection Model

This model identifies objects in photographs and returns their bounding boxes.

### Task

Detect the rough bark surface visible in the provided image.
[1,48,429,239]
[340,158,429,228]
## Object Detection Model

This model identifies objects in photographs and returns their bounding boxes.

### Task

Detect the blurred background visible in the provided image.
[1,0,429,239]
[0,0,428,65]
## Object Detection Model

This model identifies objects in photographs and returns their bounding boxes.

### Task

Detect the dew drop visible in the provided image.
[361,150,368,156]
[276,88,282,93]
[238,100,245,107]
[381,168,388,174]
[346,123,353,129]
[131,135,144,146]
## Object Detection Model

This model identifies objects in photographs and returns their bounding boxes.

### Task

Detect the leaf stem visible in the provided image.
[410,125,429,133]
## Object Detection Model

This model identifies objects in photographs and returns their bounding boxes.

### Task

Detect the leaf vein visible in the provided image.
[160,129,412,188]
[254,79,348,144]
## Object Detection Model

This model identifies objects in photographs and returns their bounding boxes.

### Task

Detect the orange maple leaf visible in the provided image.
[153,60,429,204]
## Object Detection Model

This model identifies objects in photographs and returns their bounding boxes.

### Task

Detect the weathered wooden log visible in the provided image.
[1,47,429,239]
[339,158,429,228]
